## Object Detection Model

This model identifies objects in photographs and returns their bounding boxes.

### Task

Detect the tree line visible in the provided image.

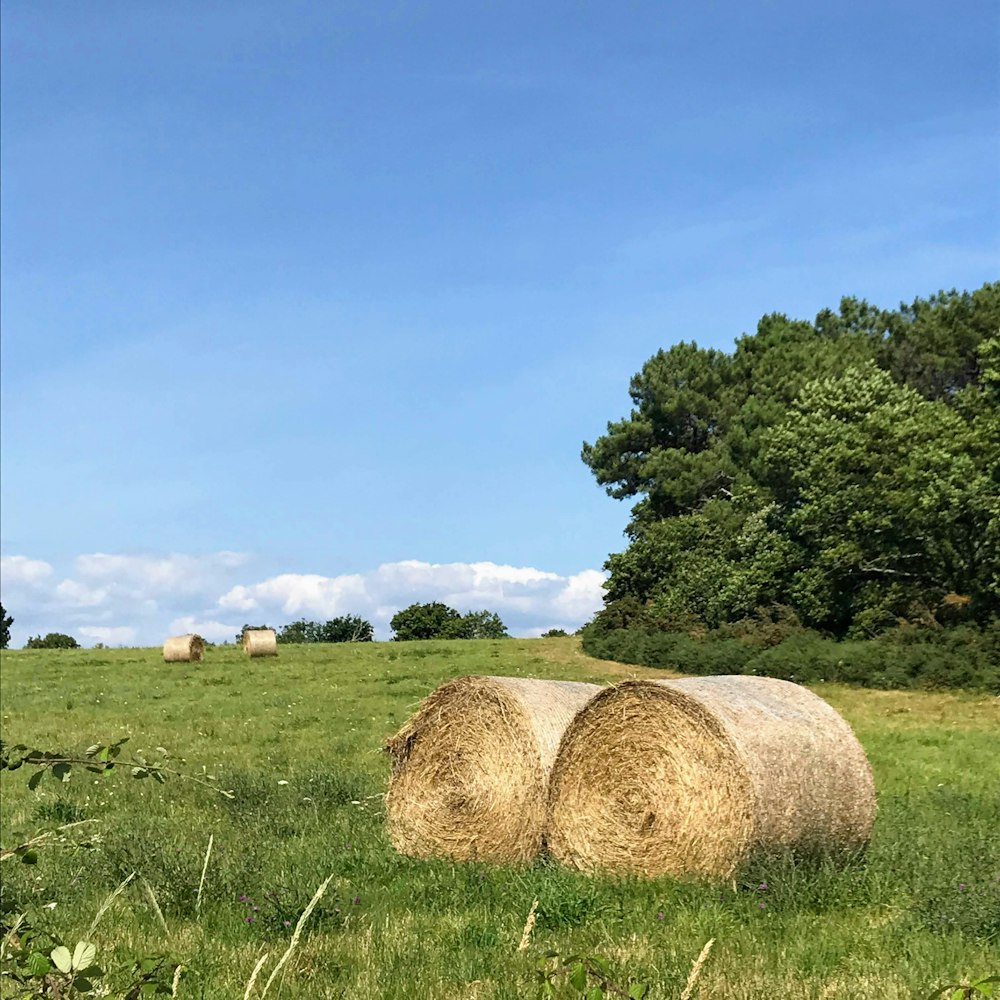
[582,283,998,642]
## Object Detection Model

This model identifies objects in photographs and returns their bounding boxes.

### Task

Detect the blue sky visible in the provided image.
[2,0,997,645]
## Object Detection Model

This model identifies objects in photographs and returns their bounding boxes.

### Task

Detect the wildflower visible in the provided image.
[245,916,255,924]
[238,895,249,903]
[253,906,260,912]
[352,895,361,905]
[758,882,768,891]
[283,920,291,928]
[656,911,665,921]
[277,780,289,786]
[758,902,766,909]
[958,883,967,891]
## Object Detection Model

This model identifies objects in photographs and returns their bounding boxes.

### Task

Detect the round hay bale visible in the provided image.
[547,675,876,879]
[243,628,277,657]
[162,634,205,662]
[386,675,602,863]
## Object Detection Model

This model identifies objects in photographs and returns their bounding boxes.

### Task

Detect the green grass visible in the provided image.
[1,638,997,999]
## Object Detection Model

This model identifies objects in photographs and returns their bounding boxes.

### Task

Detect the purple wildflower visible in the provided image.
[656,911,665,921]
[238,895,249,903]
[758,882,768,891]
[758,902,766,909]
[959,883,967,891]
[245,915,255,924]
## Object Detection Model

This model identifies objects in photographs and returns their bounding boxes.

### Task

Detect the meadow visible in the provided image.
[1,638,997,999]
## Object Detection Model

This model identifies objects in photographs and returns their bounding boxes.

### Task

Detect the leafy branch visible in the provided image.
[536,951,648,999]
[0,738,234,798]
[925,976,1000,1000]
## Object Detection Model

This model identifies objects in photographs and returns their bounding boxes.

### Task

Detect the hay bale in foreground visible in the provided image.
[243,628,277,657]
[547,676,876,879]
[386,675,602,863]
[162,634,205,662]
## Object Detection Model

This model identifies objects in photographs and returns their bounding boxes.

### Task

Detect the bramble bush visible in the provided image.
[581,616,999,693]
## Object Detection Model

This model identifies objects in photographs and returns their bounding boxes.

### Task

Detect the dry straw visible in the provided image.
[162,634,205,662]
[243,628,277,657]
[547,676,876,879]
[386,675,602,863]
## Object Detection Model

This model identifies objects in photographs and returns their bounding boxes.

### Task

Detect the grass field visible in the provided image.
[1,638,997,999]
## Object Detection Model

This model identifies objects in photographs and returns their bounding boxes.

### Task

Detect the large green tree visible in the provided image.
[584,283,1000,637]
[762,364,998,632]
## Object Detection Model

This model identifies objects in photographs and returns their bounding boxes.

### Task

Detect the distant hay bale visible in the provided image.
[243,628,277,657]
[162,634,205,662]
[386,675,602,863]
[547,676,876,879]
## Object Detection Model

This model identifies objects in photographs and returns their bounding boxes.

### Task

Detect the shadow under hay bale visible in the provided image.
[243,628,277,657]
[162,634,205,662]
[385,675,602,863]
[546,675,876,879]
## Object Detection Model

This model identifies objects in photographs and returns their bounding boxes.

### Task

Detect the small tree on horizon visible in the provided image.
[277,616,374,643]
[25,632,79,650]
[390,602,509,641]
[0,603,12,650]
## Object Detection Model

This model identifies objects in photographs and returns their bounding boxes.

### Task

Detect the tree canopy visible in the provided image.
[277,616,374,643]
[584,283,1000,638]
[0,604,11,650]
[390,603,509,641]
[25,633,80,650]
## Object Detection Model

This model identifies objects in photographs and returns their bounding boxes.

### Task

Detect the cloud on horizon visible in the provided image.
[0,553,607,646]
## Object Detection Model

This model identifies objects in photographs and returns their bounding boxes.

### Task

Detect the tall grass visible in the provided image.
[1,638,997,998]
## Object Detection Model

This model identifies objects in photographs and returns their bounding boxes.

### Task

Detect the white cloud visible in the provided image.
[218,572,367,615]
[55,579,108,607]
[2,552,607,645]
[2,550,251,647]
[78,625,138,646]
[215,559,607,638]
[74,552,248,596]
[168,616,241,643]
[1,555,54,586]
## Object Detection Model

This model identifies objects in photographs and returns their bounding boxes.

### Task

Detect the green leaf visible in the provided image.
[569,962,588,991]
[71,942,96,972]
[85,745,102,758]
[51,946,73,974]
[589,956,611,976]
[629,984,649,1000]
[585,988,605,1000]
[27,770,44,791]
[19,849,38,865]
[132,767,148,778]
[26,952,51,977]
[73,976,94,993]
[51,762,72,782]
[542,981,556,999]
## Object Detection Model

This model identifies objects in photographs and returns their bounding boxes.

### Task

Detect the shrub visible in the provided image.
[581,622,999,693]
[24,633,79,650]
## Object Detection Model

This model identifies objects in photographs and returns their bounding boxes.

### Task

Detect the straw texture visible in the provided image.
[162,634,205,662]
[547,675,876,878]
[243,629,277,657]
[386,675,602,863]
